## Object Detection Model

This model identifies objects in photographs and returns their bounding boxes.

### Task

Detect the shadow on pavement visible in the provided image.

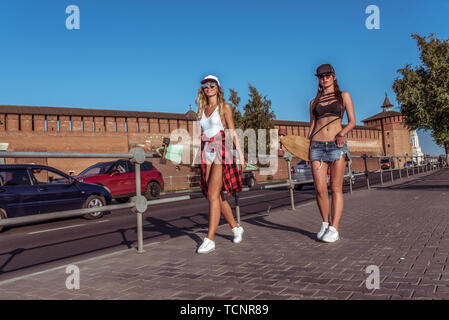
[242,214,318,242]
[144,216,205,248]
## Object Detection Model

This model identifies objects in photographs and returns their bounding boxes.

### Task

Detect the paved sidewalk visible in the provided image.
[0,169,448,300]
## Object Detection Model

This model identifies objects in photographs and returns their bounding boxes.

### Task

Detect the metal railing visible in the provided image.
[282,152,441,210]
[163,169,294,192]
[0,149,442,253]
[0,148,155,253]
[350,154,441,190]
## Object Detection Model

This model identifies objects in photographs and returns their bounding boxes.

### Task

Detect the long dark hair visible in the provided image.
[312,76,345,117]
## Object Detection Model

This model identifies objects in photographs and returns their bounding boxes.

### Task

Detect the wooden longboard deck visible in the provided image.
[280,135,310,161]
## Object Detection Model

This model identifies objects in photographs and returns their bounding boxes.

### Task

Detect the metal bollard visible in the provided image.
[234,192,241,225]
[131,147,147,254]
[405,157,409,178]
[348,160,353,194]
[363,154,370,190]
[390,156,394,182]
[135,163,145,254]
[378,156,383,185]
[284,152,296,211]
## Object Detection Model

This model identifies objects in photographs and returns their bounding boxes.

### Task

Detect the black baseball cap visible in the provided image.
[315,64,335,76]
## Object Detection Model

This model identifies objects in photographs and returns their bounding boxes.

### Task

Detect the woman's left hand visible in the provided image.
[336,135,345,147]
[239,154,246,172]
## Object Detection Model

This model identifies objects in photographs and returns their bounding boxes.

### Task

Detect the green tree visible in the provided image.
[228,88,243,128]
[243,84,276,130]
[242,85,276,165]
[392,33,449,164]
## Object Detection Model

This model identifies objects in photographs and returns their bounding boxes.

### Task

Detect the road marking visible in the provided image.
[295,201,315,209]
[240,195,266,200]
[94,219,110,224]
[0,242,160,286]
[27,224,86,235]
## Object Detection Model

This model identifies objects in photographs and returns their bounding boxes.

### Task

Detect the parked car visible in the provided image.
[404,161,416,168]
[291,160,354,190]
[242,171,256,188]
[0,164,112,232]
[291,160,314,190]
[380,157,391,170]
[75,160,164,203]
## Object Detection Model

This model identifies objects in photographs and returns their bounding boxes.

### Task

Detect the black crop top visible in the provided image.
[313,92,344,120]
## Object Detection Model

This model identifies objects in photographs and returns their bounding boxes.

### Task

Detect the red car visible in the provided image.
[75,159,164,203]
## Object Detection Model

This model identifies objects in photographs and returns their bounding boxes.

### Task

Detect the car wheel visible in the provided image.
[116,197,130,204]
[0,208,7,233]
[294,184,304,191]
[247,177,255,188]
[83,195,105,220]
[144,181,161,200]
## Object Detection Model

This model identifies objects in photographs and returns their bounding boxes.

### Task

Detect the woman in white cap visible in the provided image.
[308,64,356,243]
[195,75,246,253]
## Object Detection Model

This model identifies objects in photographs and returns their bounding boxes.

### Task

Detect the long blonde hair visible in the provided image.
[196,84,226,122]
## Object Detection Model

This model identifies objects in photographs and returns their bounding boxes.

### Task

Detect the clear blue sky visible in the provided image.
[0,0,447,155]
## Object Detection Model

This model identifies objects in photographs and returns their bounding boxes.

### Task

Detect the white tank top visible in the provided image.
[199,106,225,138]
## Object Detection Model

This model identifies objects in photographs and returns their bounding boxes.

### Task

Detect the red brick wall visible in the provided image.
[0,108,411,189]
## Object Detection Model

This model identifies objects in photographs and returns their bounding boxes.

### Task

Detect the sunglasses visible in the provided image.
[201,82,217,89]
[318,73,333,80]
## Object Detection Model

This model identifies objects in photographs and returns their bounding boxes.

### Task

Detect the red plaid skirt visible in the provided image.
[199,130,242,198]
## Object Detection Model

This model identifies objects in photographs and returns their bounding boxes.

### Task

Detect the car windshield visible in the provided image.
[79,162,113,176]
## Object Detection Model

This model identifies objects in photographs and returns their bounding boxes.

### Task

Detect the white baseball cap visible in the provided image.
[201,75,220,86]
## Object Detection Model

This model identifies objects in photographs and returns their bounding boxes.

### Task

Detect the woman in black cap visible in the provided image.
[307,64,356,243]
[195,75,246,253]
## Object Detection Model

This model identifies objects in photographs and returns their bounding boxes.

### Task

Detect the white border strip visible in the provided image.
[0,242,160,286]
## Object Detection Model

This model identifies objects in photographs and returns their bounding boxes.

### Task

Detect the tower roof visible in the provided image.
[382,93,393,110]
[361,93,402,123]
[361,110,402,123]
[185,109,198,120]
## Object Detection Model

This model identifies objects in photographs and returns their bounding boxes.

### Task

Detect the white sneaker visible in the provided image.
[321,226,340,243]
[232,225,244,244]
[317,222,329,240]
[197,237,215,253]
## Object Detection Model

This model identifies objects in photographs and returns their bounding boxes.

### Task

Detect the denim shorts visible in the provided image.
[310,140,351,163]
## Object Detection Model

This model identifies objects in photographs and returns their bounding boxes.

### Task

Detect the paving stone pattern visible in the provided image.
[0,169,448,300]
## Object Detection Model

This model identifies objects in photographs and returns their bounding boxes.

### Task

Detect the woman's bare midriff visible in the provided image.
[311,117,342,141]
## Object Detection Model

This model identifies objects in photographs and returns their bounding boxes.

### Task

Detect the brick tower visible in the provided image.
[362,93,413,167]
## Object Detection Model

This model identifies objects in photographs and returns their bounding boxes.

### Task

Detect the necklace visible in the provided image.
[205,104,218,116]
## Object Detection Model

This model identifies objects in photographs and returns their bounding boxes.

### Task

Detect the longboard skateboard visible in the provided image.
[156,138,257,171]
[280,135,310,161]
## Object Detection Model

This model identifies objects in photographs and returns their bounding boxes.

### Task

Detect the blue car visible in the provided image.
[0,164,112,231]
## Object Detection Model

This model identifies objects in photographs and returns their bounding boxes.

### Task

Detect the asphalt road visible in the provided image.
[0,166,432,282]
